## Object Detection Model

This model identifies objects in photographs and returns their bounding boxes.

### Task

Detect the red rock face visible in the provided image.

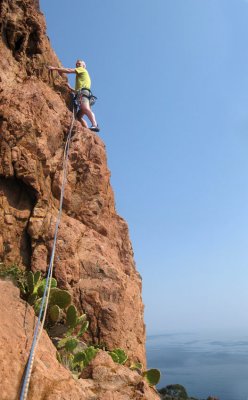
[0,0,146,366]
[0,281,160,400]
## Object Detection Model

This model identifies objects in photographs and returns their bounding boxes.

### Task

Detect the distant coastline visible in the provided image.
[158,383,218,400]
[146,332,248,400]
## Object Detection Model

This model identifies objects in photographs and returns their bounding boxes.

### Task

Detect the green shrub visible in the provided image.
[0,263,27,294]
[1,264,162,387]
[159,384,188,399]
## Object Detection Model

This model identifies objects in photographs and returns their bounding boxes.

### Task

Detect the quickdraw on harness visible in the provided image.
[73,87,97,114]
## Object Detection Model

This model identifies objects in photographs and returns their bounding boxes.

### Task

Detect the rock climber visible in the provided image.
[48,60,100,132]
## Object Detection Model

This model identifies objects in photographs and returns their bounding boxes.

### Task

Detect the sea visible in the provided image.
[146,332,248,400]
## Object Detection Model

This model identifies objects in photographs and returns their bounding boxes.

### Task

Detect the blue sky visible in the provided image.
[40,0,248,335]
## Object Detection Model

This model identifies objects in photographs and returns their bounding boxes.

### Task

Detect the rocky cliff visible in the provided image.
[0,1,159,398]
[0,280,159,400]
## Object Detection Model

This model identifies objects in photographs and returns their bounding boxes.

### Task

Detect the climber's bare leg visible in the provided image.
[77,109,88,128]
[80,103,97,127]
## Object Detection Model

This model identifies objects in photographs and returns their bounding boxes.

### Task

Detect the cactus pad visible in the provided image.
[66,305,77,328]
[33,271,41,285]
[49,304,61,322]
[109,348,128,364]
[78,320,89,337]
[37,277,57,297]
[143,368,161,386]
[73,346,98,368]
[28,292,38,305]
[130,362,143,371]
[27,271,34,294]
[49,288,71,309]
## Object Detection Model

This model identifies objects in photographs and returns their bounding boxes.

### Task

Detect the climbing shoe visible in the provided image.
[89,125,100,133]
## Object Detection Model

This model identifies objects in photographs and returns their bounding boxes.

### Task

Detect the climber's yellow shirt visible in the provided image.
[75,67,91,90]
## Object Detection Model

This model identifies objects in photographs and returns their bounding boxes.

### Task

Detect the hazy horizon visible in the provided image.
[147,331,248,399]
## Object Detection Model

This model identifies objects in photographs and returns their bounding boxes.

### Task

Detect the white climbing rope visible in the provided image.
[19,108,76,400]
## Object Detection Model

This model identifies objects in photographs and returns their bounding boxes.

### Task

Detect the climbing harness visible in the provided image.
[19,107,76,400]
[73,87,97,114]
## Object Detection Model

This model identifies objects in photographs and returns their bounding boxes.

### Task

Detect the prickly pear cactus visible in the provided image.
[30,276,71,323]
[49,304,61,322]
[109,348,128,364]
[73,346,98,368]
[34,297,43,315]
[142,368,161,386]
[27,271,35,295]
[37,277,57,297]
[33,271,41,285]
[77,320,89,337]
[49,288,71,309]
[66,305,78,328]
[130,362,143,372]
[65,305,88,338]
[26,271,57,307]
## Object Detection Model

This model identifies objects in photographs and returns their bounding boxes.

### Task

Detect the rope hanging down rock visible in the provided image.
[19,108,76,400]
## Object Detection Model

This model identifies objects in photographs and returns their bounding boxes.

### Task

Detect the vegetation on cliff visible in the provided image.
[0,263,160,387]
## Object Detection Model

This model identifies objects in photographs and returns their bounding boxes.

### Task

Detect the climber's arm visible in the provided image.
[48,66,76,74]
